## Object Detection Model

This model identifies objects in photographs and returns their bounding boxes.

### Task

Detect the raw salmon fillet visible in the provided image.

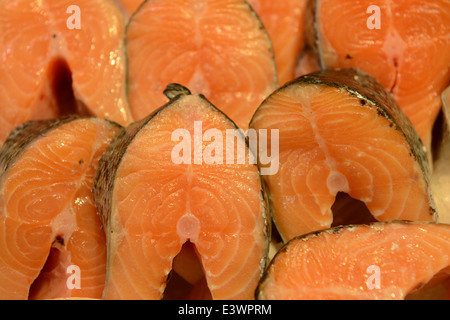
[0,0,132,146]
[94,84,269,300]
[0,116,121,300]
[257,221,450,300]
[308,0,450,148]
[250,69,436,242]
[247,0,309,85]
[125,0,277,130]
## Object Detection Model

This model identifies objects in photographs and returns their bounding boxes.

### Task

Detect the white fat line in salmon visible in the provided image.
[171,121,279,176]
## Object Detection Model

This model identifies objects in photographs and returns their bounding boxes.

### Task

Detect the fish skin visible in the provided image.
[93,120,141,233]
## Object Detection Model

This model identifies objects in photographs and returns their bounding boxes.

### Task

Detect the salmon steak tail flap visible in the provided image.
[249,68,437,242]
[257,221,450,300]
[94,84,270,300]
[0,116,122,300]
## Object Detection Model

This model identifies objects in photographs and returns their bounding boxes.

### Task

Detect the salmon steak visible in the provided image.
[308,0,450,148]
[125,0,277,130]
[257,221,450,300]
[0,116,121,300]
[94,84,269,300]
[250,68,436,242]
[247,0,309,86]
[0,0,132,146]
[294,48,320,79]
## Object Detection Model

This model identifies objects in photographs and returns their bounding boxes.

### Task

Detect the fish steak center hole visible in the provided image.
[48,58,93,117]
[163,241,212,300]
[28,236,66,300]
[331,192,377,227]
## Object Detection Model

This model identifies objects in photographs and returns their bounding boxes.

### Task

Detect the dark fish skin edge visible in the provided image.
[93,84,272,275]
[0,115,122,179]
[249,68,436,220]
[93,117,145,232]
[255,220,447,300]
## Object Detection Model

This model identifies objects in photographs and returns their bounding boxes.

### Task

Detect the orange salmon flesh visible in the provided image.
[250,69,436,242]
[125,0,277,130]
[258,221,450,300]
[0,0,133,147]
[311,0,450,149]
[0,0,449,301]
[0,117,121,300]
